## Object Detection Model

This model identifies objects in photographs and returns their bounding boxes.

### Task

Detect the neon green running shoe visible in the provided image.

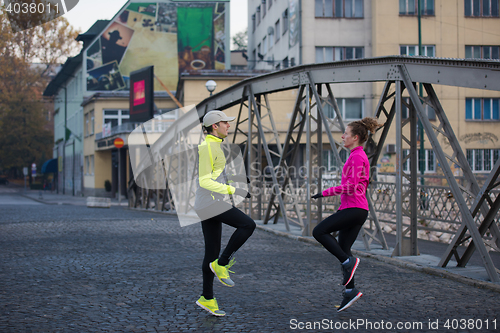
[196,296,226,316]
[210,258,235,287]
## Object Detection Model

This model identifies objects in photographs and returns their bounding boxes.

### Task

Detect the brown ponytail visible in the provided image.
[348,117,383,144]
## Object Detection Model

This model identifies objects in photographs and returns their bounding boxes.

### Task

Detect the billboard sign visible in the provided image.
[129,66,154,123]
[85,1,229,93]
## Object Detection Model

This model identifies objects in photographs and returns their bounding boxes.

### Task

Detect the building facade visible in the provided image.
[247,0,500,176]
[45,0,233,197]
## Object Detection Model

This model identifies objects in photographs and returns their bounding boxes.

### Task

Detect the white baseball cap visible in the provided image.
[203,110,235,127]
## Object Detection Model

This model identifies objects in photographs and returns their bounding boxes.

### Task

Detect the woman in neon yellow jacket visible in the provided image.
[194,110,255,317]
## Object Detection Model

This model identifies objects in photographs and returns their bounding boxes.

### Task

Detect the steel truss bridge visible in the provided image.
[128,56,500,283]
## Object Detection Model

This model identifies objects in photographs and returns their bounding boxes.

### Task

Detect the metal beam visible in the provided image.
[399,65,499,282]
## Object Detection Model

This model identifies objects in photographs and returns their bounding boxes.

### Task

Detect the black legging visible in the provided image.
[313,208,368,263]
[196,202,256,300]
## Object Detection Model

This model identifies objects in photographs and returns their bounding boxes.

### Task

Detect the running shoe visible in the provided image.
[337,288,363,312]
[196,296,226,316]
[210,258,235,287]
[341,257,360,286]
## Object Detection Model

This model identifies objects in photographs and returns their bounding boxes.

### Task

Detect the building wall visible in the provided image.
[248,0,300,70]
[82,96,177,196]
[302,0,373,63]
[182,77,300,144]
[52,67,85,195]
[372,0,500,174]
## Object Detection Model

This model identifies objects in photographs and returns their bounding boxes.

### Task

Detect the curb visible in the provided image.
[20,194,102,206]
[254,224,500,293]
[20,194,58,205]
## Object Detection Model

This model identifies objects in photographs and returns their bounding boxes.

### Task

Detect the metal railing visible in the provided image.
[96,119,176,140]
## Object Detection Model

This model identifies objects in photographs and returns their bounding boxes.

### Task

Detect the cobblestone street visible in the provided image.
[0,197,498,332]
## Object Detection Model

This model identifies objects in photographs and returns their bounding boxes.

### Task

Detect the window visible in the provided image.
[257,6,261,25]
[90,110,94,135]
[467,149,500,172]
[316,0,364,17]
[324,98,364,120]
[465,98,500,120]
[400,45,435,57]
[85,156,89,175]
[85,113,89,137]
[269,0,272,9]
[275,20,280,42]
[318,0,364,17]
[252,14,256,32]
[316,0,334,17]
[465,45,500,59]
[90,155,94,175]
[400,0,435,15]
[315,46,364,62]
[283,9,288,34]
[283,57,289,68]
[465,0,499,17]
[103,109,130,128]
[258,43,261,56]
[343,0,364,17]
[269,31,274,48]
[263,36,268,55]
[263,0,267,17]
[401,97,436,121]
[403,149,436,172]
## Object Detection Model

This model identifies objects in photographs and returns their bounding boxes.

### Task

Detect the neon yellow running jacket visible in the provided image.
[194,134,236,211]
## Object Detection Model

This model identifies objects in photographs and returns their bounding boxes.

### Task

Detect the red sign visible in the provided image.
[133,80,145,106]
[114,138,124,149]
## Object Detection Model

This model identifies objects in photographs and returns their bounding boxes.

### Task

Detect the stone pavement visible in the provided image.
[254,220,500,292]
[20,189,127,207]
[0,199,498,332]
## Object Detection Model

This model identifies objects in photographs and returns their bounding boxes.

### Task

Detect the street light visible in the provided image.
[205,80,217,96]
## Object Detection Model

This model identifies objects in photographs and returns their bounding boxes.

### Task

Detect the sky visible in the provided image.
[63,0,248,49]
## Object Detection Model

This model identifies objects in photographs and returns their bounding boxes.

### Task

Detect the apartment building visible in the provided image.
[247,0,500,175]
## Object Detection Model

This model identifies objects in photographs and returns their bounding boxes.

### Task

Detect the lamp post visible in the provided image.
[205,80,217,96]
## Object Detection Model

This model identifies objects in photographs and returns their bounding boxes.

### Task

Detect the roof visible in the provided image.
[76,20,110,49]
[42,53,82,96]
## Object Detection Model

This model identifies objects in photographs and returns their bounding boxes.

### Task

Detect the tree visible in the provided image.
[0,9,81,177]
[232,29,247,51]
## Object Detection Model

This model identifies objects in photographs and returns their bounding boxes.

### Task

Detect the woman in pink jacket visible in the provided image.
[311,117,381,312]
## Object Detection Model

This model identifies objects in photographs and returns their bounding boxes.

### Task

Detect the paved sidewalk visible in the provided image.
[10,183,500,291]
[253,220,500,292]
[20,189,128,206]
[1,204,498,332]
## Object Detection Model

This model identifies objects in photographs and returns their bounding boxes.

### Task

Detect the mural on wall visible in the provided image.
[459,132,498,144]
[86,1,228,93]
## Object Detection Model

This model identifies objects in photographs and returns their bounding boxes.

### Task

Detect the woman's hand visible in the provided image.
[234,188,251,198]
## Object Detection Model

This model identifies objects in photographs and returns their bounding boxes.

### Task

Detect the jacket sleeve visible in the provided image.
[321,155,367,197]
[198,145,236,195]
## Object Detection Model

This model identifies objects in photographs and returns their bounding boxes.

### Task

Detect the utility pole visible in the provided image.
[63,86,67,195]
[418,0,426,207]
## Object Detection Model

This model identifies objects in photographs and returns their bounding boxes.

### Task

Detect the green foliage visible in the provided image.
[0,10,80,175]
[232,29,247,51]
